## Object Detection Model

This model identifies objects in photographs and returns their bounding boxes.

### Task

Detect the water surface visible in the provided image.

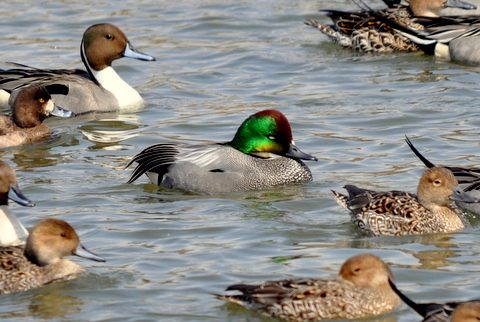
[1,0,480,321]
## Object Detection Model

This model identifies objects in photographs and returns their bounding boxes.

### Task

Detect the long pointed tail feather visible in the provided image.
[405,136,436,168]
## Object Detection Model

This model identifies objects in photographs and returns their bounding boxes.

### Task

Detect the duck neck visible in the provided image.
[409,1,440,17]
[425,203,466,227]
[42,259,85,282]
[91,67,143,109]
[0,206,28,246]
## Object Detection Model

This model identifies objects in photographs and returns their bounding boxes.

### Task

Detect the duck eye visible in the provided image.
[38,98,45,104]
[106,34,113,40]
[434,179,442,185]
[268,136,275,140]
[60,233,66,237]
[354,268,361,273]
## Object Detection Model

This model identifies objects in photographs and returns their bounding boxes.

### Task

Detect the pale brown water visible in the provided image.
[1,0,480,321]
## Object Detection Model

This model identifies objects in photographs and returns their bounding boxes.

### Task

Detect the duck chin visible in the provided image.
[249,152,278,159]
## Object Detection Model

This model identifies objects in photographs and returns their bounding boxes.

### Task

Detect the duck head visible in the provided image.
[81,23,156,75]
[417,167,480,207]
[226,109,317,161]
[11,85,74,128]
[24,218,105,267]
[339,253,395,290]
[410,0,476,17]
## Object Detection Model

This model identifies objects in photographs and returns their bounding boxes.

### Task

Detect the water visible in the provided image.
[1,0,480,320]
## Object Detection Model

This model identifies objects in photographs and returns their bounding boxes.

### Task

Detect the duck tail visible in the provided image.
[404,135,436,168]
[388,279,445,319]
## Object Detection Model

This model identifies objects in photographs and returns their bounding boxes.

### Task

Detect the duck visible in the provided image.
[406,136,480,215]
[388,279,480,322]
[127,109,317,194]
[332,166,479,236]
[216,253,401,321]
[305,0,477,53]
[368,7,480,64]
[0,218,105,294]
[0,84,74,148]
[0,160,34,247]
[0,23,155,115]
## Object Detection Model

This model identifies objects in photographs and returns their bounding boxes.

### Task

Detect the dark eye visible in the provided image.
[434,180,442,185]
[61,233,66,237]
[106,34,113,40]
[354,268,361,272]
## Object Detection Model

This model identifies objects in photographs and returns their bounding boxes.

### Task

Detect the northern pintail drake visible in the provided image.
[389,279,480,322]
[406,136,480,215]
[216,253,401,321]
[0,218,105,294]
[0,161,34,247]
[0,85,74,148]
[305,0,476,53]
[332,166,479,236]
[0,23,155,115]
[371,8,480,64]
[127,109,317,194]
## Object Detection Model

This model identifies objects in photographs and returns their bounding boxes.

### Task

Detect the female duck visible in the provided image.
[0,23,155,115]
[216,253,401,321]
[127,109,317,194]
[389,279,480,322]
[305,0,476,52]
[0,84,74,148]
[0,160,34,246]
[332,167,478,236]
[0,218,105,294]
[406,136,480,215]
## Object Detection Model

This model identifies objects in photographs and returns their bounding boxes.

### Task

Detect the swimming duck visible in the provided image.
[305,0,476,53]
[216,253,401,321]
[389,279,480,322]
[332,166,479,236]
[0,218,105,294]
[0,160,34,247]
[0,23,155,115]
[127,109,317,194]
[406,136,480,215]
[0,85,74,148]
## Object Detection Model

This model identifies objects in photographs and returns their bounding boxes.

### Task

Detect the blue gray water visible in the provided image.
[1,0,480,321]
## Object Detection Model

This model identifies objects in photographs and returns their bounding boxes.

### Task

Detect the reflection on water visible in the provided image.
[29,290,83,319]
[0,134,79,169]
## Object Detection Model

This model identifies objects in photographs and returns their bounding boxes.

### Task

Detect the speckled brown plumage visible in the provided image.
[216,253,401,321]
[332,167,473,236]
[305,0,475,52]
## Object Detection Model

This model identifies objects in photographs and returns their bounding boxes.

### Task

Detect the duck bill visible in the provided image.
[73,243,106,262]
[8,183,35,207]
[50,104,76,118]
[286,142,318,161]
[445,0,477,10]
[450,186,480,203]
[123,42,156,61]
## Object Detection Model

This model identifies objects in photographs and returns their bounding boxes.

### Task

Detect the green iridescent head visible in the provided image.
[226,109,317,161]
